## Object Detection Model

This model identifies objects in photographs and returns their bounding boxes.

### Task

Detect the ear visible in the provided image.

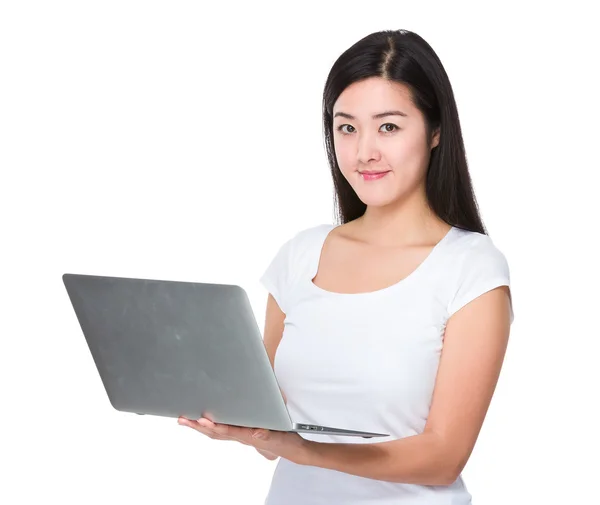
[431,127,440,149]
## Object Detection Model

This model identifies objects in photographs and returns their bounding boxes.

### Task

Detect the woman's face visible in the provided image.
[332,77,439,208]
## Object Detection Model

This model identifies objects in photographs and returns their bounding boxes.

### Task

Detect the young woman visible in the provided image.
[179,28,514,504]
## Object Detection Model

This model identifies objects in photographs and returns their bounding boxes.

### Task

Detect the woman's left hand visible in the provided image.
[177,416,311,465]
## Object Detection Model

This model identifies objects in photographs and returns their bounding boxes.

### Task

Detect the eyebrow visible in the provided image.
[333,110,408,120]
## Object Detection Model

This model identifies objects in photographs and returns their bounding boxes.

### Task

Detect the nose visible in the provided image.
[356,130,382,165]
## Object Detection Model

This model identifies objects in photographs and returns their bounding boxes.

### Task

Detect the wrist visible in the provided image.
[296,438,316,466]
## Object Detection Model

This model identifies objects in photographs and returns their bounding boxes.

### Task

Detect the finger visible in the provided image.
[251,429,270,440]
[197,418,216,429]
[180,417,254,446]
[178,417,229,440]
[179,417,252,445]
[199,420,256,445]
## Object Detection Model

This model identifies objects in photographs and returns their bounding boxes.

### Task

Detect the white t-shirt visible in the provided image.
[259,223,514,505]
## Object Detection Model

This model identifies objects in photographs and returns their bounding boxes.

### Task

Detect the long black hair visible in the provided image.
[322,29,486,235]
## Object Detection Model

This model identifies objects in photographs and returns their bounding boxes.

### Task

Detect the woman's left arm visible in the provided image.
[301,286,512,486]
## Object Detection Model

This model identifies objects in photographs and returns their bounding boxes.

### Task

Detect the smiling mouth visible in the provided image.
[358,170,391,181]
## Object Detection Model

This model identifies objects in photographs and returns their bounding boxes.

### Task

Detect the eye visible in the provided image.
[336,124,355,135]
[335,123,399,135]
[380,123,399,133]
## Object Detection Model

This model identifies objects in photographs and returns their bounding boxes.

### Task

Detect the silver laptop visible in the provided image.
[62,273,389,438]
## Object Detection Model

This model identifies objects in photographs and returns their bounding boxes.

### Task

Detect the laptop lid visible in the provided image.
[62,273,293,431]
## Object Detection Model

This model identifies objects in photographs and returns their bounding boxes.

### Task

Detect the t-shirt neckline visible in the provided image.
[307,223,457,297]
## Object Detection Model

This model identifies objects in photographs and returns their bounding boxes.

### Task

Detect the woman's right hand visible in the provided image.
[178,389,288,461]
[255,388,288,460]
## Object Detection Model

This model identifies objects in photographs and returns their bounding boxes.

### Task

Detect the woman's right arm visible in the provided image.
[256,293,287,461]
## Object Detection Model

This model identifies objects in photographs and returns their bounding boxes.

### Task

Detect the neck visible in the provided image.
[354,187,449,247]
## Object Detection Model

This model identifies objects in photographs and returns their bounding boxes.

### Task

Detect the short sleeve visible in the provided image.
[259,236,294,313]
[447,239,514,324]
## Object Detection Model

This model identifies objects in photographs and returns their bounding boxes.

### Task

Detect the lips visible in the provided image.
[359,170,390,181]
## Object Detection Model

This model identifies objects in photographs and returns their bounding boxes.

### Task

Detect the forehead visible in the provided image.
[333,77,415,118]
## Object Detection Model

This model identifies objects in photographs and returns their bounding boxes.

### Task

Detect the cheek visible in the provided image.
[334,141,352,166]
[334,143,356,180]
[389,137,431,177]
[390,135,422,162]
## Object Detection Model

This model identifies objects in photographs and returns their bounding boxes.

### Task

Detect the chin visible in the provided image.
[354,191,399,207]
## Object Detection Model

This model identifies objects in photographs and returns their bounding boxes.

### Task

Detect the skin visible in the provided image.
[178,77,512,484]
[333,76,444,246]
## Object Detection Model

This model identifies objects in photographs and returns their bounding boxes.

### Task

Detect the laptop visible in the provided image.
[62,273,389,438]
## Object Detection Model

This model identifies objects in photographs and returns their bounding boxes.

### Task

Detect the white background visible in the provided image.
[1,1,598,503]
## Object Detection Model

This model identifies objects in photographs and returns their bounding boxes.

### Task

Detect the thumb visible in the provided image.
[251,429,269,440]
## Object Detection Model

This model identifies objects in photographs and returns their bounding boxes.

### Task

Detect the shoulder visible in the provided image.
[450,228,510,273]
[265,223,333,275]
[446,227,513,321]
[284,223,334,253]
[292,223,334,240]
[260,223,333,312]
